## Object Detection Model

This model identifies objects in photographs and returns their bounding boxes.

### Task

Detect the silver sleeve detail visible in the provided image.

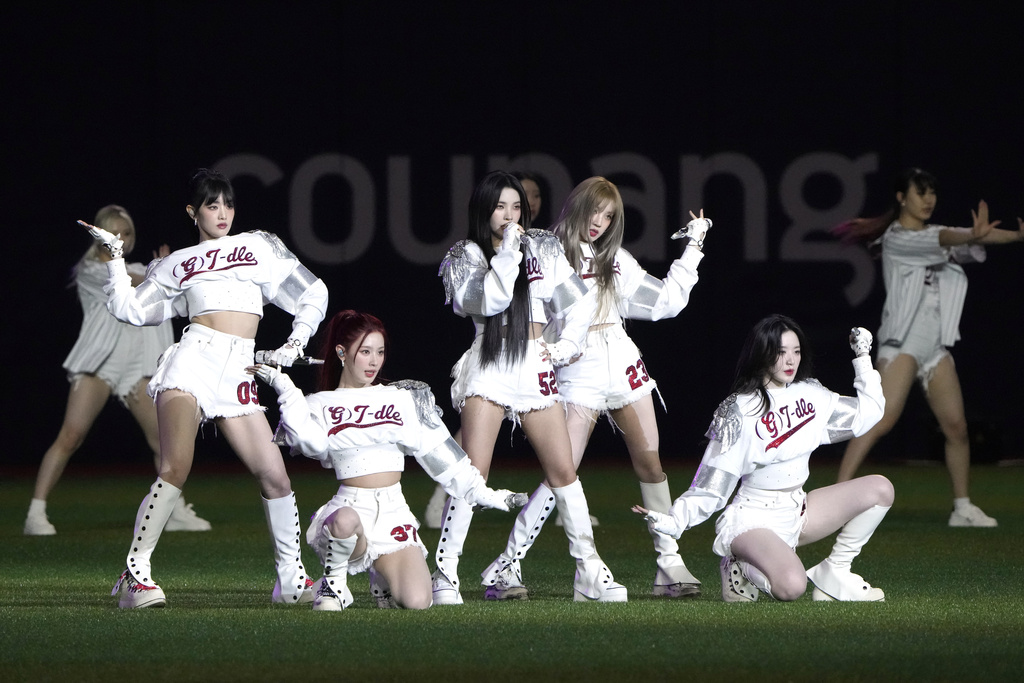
[624,273,665,319]
[418,437,466,478]
[549,275,588,314]
[390,379,444,428]
[133,280,172,326]
[256,230,298,260]
[439,241,473,304]
[460,271,489,315]
[826,396,859,443]
[690,464,738,498]
[275,264,321,311]
[705,394,743,452]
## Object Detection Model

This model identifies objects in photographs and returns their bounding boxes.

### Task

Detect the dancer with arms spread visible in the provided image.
[637,315,893,602]
[86,169,328,608]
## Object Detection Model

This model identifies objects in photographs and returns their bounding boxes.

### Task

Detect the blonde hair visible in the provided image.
[551,177,624,321]
[74,205,136,281]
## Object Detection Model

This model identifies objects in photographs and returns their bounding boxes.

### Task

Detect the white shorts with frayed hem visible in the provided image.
[450,335,561,421]
[713,486,807,558]
[557,325,657,412]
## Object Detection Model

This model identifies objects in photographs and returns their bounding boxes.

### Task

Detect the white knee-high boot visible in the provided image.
[480,483,555,587]
[552,478,627,602]
[313,532,357,611]
[639,477,701,597]
[263,492,313,604]
[806,504,889,602]
[112,477,180,608]
[431,495,474,605]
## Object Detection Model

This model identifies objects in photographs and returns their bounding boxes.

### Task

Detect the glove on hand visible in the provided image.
[251,363,294,394]
[642,509,683,539]
[543,340,579,367]
[501,222,523,252]
[671,216,713,245]
[465,486,515,512]
[850,327,873,357]
[265,339,305,367]
[79,220,124,259]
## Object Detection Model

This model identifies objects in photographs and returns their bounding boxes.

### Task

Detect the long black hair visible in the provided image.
[731,314,813,416]
[469,171,533,367]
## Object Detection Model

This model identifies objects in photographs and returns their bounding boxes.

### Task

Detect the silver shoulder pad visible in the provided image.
[705,394,743,452]
[524,229,564,264]
[439,240,477,304]
[390,379,444,428]
[253,230,297,260]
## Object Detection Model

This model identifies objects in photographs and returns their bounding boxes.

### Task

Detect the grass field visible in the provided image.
[2,459,1022,682]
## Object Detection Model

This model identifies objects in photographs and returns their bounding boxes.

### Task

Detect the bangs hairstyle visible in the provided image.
[469,171,533,368]
[832,167,938,246]
[188,168,236,212]
[731,314,813,416]
[317,310,389,391]
[552,177,624,320]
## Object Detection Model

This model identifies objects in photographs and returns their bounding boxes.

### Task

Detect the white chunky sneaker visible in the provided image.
[312,576,354,611]
[484,561,529,601]
[164,498,212,532]
[112,569,166,609]
[949,503,998,528]
[720,556,759,603]
[24,512,57,536]
[430,569,464,606]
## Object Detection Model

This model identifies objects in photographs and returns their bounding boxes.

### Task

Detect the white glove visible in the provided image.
[671,216,712,247]
[642,509,683,539]
[465,486,515,512]
[542,340,579,367]
[264,338,305,367]
[251,363,295,394]
[501,222,523,252]
[850,327,873,358]
[78,220,124,259]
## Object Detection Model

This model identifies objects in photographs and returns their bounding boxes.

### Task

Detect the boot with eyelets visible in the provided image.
[313,533,357,611]
[263,492,314,604]
[112,477,180,608]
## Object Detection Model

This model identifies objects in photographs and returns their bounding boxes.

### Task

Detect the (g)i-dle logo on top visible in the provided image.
[175,245,258,283]
[327,404,404,435]
[755,398,815,450]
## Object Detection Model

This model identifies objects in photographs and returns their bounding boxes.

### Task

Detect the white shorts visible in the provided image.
[306,482,428,574]
[877,285,950,389]
[557,325,657,412]
[450,335,561,420]
[713,486,807,558]
[147,323,265,421]
[69,330,149,408]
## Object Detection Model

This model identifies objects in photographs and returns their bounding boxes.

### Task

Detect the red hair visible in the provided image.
[316,310,389,391]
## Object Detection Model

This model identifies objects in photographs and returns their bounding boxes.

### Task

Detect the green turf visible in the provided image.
[2,461,1022,682]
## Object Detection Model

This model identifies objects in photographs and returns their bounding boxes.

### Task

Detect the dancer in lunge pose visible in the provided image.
[834,168,1023,527]
[636,315,892,602]
[252,310,518,610]
[482,177,708,600]
[433,170,627,604]
[87,169,328,608]
[25,205,210,535]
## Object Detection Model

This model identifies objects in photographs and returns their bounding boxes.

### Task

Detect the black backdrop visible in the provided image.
[4,2,1022,472]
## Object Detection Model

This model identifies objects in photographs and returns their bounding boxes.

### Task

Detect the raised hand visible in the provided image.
[849,327,872,358]
[78,219,123,259]
[671,208,712,246]
[970,200,1001,242]
[502,221,524,252]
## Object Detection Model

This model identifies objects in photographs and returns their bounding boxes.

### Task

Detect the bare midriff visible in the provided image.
[190,311,262,339]
[341,471,402,488]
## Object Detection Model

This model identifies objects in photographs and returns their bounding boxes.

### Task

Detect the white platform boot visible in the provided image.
[313,532,356,611]
[431,495,474,605]
[720,556,773,602]
[806,504,889,602]
[263,492,313,604]
[639,477,701,598]
[552,478,627,602]
[112,477,180,608]
[480,483,555,600]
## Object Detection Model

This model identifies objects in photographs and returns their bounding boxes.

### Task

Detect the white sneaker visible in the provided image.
[24,512,57,536]
[424,486,446,529]
[112,569,166,609]
[720,556,758,603]
[484,561,529,601]
[431,569,464,605]
[164,497,212,532]
[312,576,354,611]
[949,503,998,528]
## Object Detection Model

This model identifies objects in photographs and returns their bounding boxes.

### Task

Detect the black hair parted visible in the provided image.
[731,314,813,416]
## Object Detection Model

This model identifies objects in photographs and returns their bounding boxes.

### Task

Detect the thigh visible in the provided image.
[373,546,432,609]
[155,389,202,484]
[62,374,113,436]
[520,405,575,487]
[125,377,160,450]
[609,395,664,481]
[564,404,599,470]
[923,355,967,433]
[730,527,804,578]
[216,412,291,497]
[459,395,506,479]
[875,352,919,427]
[800,476,894,545]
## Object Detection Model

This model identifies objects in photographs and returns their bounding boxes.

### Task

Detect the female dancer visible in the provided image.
[86,169,328,608]
[433,170,626,604]
[636,315,892,602]
[835,168,1023,527]
[481,177,708,600]
[25,205,209,535]
[251,310,516,610]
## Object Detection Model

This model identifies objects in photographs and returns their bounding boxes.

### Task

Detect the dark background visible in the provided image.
[3,2,1022,475]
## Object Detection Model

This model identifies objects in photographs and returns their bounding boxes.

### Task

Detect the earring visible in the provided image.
[337,350,345,368]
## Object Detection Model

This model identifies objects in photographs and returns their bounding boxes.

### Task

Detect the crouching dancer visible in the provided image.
[635,315,894,602]
[253,310,520,610]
